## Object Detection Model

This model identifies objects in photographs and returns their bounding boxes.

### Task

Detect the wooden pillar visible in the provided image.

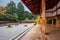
[52,9,54,28]
[41,0,46,35]
[56,4,58,30]
[52,17,54,29]
[40,0,48,40]
[56,17,58,30]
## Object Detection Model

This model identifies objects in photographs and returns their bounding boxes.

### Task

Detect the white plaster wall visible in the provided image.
[46,9,53,11]
[46,2,60,17]
[53,11,56,16]
[53,6,56,11]
[57,9,60,15]
[46,13,53,17]
[57,2,60,8]
[53,2,60,10]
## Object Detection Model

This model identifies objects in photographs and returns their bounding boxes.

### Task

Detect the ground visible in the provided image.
[20,24,60,40]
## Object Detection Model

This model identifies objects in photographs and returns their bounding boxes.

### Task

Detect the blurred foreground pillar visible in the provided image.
[40,0,47,40]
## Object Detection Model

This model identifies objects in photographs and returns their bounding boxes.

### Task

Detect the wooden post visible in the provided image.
[56,17,58,30]
[52,16,54,28]
[41,0,46,35]
[40,0,48,40]
[56,4,58,30]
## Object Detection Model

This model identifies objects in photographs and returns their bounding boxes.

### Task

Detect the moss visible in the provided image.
[7,25,12,28]
[24,25,27,27]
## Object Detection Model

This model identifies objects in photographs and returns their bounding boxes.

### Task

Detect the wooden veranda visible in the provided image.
[21,0,60,40]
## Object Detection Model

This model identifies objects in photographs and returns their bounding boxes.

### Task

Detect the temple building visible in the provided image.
[21,0,60,40]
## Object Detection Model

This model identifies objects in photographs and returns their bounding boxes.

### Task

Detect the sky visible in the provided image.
[0,0,31,12]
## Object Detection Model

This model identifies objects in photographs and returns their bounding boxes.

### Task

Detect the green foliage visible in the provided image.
[6,14,18,21]
[7,25,12,28]
[25,11,36,20]
[0,13,18,21]
[0,13,8,21]
[46,18,56,24]
[0,1,36,21]
[53,18,56,25]
[17,2,26,20]
[17,2,24,12]
[35,15,40,19]
[47,18,52,24]
[5,1,16,15]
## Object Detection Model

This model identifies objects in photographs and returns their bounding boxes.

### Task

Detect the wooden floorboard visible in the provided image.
[20,24,60,40]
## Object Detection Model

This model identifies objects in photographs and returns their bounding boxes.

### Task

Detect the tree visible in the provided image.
[25,11,36,20]
[17,2,25,20]
[5,1,16,15]
[17,2,24,12]
[4,14,18,21]
[0,13,8,21]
